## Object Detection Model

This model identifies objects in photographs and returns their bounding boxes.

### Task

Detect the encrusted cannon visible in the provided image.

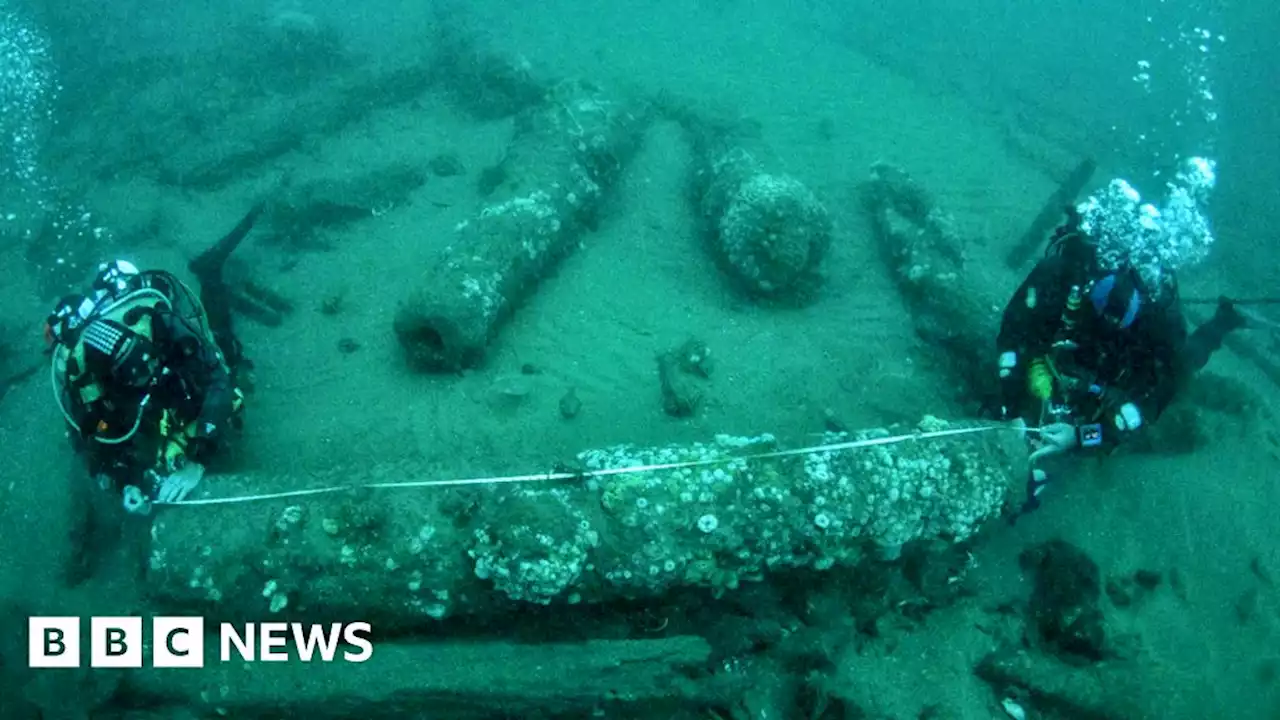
[393,81,652,372]
[861,162,1009,396]
[146,417,1026,631]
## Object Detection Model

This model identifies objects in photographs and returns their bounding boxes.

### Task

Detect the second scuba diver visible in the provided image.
[45,203,263,515]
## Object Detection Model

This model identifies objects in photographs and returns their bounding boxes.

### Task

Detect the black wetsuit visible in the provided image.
[73,204,262,492]
[127,271,237,436]
[74,278,236,490]
[996,221,1237,449]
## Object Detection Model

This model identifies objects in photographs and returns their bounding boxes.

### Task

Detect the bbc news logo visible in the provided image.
[29,617,373,668]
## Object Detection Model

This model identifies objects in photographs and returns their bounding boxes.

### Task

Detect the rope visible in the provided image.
[158,423,1036,508]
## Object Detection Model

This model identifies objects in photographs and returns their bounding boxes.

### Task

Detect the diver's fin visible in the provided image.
[189,202,266,284]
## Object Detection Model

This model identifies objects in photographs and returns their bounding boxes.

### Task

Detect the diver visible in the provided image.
[995,162,1245,512]
[45,204,263,516]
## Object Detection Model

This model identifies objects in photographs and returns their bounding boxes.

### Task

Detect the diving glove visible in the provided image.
[1029,422,1078,463]
[154,462,206,504]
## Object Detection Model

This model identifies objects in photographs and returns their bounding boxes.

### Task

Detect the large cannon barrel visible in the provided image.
[393,80,651,372]
[146,417,1026,630]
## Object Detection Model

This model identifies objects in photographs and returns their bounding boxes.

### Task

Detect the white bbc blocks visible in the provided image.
[29,616,206,668]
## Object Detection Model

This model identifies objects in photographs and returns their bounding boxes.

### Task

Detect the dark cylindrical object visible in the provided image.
[394,81,650,372]
[689,126,832,301]
[145,418,1025,630]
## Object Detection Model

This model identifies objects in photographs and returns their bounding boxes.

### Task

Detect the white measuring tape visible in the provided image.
[159,423,1035,507]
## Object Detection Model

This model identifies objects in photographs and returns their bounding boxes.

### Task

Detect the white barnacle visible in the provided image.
[274,505,303,532]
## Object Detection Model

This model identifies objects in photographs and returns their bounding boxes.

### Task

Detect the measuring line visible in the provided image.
[160,423,1034,507]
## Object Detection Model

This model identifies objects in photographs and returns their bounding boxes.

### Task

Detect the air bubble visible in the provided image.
[0,3,57,215]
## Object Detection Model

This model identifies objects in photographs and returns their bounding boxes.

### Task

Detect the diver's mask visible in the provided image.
[1087,267,1143,330]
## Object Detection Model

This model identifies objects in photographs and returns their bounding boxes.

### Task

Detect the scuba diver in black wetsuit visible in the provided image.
[995,202,1246,515]
[45,203,263,516]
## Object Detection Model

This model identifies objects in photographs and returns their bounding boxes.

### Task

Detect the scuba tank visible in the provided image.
[1059,284,1083,335]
